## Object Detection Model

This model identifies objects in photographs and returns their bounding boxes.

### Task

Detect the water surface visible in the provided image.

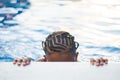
[0,0,120,62]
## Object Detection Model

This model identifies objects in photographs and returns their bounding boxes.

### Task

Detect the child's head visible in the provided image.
[42,31,79,61]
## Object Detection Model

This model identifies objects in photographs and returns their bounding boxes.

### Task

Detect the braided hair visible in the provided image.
[42,31,79,56]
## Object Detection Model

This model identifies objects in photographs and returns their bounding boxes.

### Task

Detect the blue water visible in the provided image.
[0,0,120,62]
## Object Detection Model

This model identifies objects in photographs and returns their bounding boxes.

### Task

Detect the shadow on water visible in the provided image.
[0,0,31,28]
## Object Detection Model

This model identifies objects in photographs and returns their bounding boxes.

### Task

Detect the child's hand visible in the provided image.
[90,58,108,67]
[13,57,31,67]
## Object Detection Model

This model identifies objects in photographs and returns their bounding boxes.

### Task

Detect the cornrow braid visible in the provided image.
[42,31,79,56]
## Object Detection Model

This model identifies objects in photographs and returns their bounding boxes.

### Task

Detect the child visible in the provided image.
[13,31,108,66]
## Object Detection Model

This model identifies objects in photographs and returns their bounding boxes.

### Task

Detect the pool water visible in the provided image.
[0,0,120,62]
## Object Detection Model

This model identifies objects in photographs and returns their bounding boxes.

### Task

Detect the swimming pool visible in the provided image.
[0,0,120,62]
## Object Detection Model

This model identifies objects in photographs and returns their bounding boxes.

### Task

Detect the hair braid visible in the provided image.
[43,31,78,56]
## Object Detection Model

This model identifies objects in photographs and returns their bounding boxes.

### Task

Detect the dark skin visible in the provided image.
[13,52,108,67]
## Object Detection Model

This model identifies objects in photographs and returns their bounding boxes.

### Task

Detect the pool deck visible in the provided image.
[0,62,120,80]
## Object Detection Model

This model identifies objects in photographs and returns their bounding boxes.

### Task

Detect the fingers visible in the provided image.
[90,58,96,65]
[90,58,108,67]
[13,59,18,65]
[13,58,31,67]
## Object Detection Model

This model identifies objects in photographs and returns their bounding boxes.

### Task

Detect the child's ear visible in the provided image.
[74,52,79,61]
[43,55,47,61]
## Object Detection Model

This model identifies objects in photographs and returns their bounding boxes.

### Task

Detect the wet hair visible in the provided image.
[42,31,79,56]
